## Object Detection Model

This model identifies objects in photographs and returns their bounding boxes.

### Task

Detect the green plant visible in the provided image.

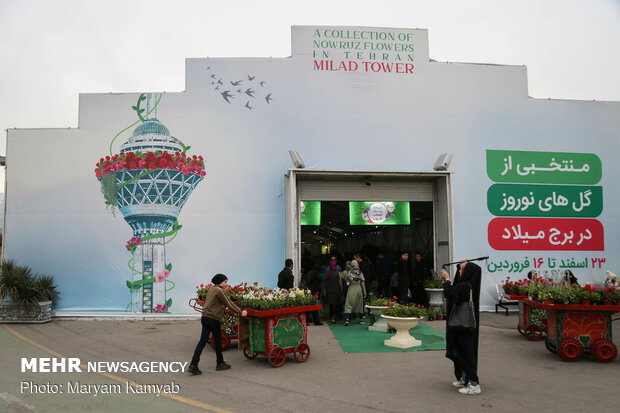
[0,260,59,310]
[549,284,571,304]
[381,303,427,318]
[424,279,443,289]
[367,297,395,306]
[602,287,619,303]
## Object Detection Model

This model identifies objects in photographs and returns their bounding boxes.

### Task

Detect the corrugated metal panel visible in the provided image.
[298,179,433,201]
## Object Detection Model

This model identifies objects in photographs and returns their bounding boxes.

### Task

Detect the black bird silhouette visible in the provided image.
[265,93,273,104]
[237,89,242,93]
[245,101,254,110]
[230,80,243,86]
[248,75,255,81]
[214,85,221,90]
[217,79,223,85]
[245,88,256,97]
[259,81,266,87]
[211,74,216,78]
[221,91,235,103]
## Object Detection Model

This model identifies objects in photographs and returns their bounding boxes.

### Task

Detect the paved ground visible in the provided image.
[1,312,618,413]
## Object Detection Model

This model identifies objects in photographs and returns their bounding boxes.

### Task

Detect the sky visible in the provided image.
[1,0,619,192]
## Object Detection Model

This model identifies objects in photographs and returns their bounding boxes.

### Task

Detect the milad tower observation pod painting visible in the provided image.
[95,94,205,313]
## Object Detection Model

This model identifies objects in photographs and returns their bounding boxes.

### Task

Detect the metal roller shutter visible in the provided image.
[298,179,433,201]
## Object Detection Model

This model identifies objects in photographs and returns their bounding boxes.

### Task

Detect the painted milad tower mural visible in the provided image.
[95,93,205,313]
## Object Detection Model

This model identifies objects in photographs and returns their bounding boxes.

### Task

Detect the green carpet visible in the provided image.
[327,320,446,353]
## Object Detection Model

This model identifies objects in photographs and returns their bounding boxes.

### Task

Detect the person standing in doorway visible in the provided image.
[325,260,344,323]
[304,263,323,325]
[376,252,394,297]
[412,252,431,306]
[397,252,412,304]
[278,259,294,289]
[189,274,248,374]
[354,253,372,298]
[343,260,366,326]
[441,261,482,395]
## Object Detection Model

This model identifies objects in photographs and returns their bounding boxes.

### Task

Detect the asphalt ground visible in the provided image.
[1,312,618,413]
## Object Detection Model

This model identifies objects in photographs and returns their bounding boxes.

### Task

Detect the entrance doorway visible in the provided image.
[285,170,454,285]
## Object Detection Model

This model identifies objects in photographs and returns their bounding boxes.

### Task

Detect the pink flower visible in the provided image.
[156,274,165,283]
[162,269,170,278]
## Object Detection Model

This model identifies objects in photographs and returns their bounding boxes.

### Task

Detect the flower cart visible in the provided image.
[523,298,619,363]
[188,297,239,350]
[505,293,548,341]
[238,304,322,367]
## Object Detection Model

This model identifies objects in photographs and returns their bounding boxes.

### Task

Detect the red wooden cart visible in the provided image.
[523,298,619,363]
[188,297,239,350]
[505,293,548,341]
[238,304,322,367]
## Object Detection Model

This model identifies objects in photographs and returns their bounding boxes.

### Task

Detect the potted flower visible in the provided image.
[424,278,445,309]
[579,285,602,305]
[549,283,571,305]
[381,303,427,348]
[365,296,395,332]
[0,260,59,323]
[601,288,618,305]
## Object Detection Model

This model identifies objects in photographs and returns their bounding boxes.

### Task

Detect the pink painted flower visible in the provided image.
[156,273,165,283]
[162,269,170,278]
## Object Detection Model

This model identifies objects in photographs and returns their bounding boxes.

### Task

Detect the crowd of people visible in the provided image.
[297,250,433,324]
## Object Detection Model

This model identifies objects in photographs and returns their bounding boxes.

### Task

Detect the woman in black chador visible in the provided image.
[440,261,482,395]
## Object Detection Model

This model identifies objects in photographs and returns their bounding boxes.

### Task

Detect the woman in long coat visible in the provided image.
[324,261,343,323]
[440,261,482,395]
[343,260,366,326]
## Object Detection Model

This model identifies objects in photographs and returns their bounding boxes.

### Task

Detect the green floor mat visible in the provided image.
[327,320,446,353]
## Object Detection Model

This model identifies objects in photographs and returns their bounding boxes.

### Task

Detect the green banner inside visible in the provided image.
[300,201,321,225]
[349,201,410,225]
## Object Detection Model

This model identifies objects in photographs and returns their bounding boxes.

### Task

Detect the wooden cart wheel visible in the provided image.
[243,346,258,359]
[294,342,310,363]
[544,340,557,354]
[268,346,286,367]
[209,332,231,350]
[591,339,617,363]
[558,338,583,362]
[525,326,544,341]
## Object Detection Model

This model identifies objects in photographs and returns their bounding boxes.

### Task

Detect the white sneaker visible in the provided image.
[452,379,465,388]
[458,383,481,395]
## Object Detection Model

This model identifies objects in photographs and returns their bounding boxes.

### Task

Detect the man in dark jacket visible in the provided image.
[278,259,294,289]
[412,252,431,306]
[397,252,411,304]
[376,252,394,297]
[304,263,323,325]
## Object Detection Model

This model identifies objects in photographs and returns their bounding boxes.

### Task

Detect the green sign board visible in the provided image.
[300,201,321,225]
[487,184,603,217]
[349,201,410,225]
[486,150,602,184]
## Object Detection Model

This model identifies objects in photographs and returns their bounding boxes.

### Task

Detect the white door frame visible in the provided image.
[284,169,454,285]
